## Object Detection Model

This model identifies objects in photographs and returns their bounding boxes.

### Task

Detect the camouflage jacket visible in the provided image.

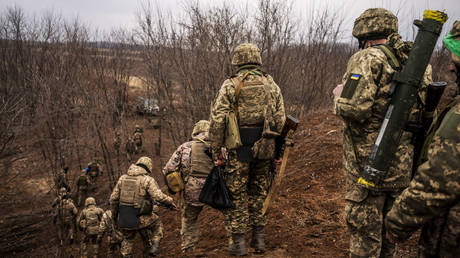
[335,45,432,190]
[110,164,173,229]
[385,100,460,256]
[98,210,123,243]
[77,205,104,235]
[162,132,208,206]
[209,65,285,158]
[52,197,77,224]
[133,131,143,145]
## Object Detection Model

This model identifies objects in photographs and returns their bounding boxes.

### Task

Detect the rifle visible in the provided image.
[411,81,447,176]
[262,115,299,215]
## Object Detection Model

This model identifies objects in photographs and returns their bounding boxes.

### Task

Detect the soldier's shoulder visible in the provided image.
[436,101,460,140]
[350,47,387,64]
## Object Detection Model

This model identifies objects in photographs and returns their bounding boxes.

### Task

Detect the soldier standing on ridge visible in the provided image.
[133,125,143,154]
[77,197,104,258]
[333,8,432,257]
[385,20,460,258]
[110,156,177,257]
[52,187,78,246]
[209,43,285,255]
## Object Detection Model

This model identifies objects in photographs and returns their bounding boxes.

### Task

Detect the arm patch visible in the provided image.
[435,110,460,140]
[341,73,362,99]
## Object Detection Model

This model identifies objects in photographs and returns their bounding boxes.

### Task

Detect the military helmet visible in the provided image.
[444,20,460,65]
[85,197,96,206]
[192,120,210,137]
[231,43,262,66]
[353,8,398,40]
[59,187,67,196]
[136,156,153,173]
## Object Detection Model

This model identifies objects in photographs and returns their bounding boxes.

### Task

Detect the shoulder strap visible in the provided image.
[196,138,209,146]
[375,44,401,71]
[231,69,254,118]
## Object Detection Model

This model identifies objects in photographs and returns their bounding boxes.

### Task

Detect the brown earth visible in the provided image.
[1,108,422,258]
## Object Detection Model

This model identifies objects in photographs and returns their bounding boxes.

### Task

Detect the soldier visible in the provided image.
[385,20,460,258]
[98,208,123,258]
[110,156,177,257]
[333,8,432,257]
[209,43,285,255]
[114,131,121,151]
[133,125,143,154]
[87,161,102,193]
[77,169,91,207]
[77,197,104,258]
[55,166,70,191]
[162,120,213,254]
[52,187,78,246]
[125,137,135,162]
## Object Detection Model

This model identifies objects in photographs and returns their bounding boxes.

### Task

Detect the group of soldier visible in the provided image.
[51,7,459,258]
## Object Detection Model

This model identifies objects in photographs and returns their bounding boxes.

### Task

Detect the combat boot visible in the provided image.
[227,233,248,256]
[250,226,265,253]
[148,240,160,257]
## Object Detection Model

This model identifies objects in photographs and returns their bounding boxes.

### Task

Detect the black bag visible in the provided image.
[118,205,140,229]
[199,166,234,209]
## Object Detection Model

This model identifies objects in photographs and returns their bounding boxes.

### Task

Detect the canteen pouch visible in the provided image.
[225,110,243,150]
[118,205,140,229]
[165,171,184,193]
[252,129,279,160]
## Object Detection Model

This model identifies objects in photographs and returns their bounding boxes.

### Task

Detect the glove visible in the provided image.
[357,165,386,188]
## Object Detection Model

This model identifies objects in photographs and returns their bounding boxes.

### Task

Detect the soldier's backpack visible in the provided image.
[77,175,89,187]
[85,208,102,235]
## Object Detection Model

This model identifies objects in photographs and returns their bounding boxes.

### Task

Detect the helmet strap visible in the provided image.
[136,163,151,174]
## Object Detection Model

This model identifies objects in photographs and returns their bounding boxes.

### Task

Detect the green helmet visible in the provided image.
[85,197,96,207]
[231,43,262,66]
[136,156,153,173]
[444,20,460,65]
[192,120,210,137]
[353,8,398,40]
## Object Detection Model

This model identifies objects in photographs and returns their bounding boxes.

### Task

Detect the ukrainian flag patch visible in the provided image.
[341,73,362,99]
[350,74,361,80]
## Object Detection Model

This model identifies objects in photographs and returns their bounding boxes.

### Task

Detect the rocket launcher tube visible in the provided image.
[358,10,448,187]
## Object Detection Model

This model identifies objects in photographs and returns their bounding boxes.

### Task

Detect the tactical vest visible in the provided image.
[85,206,102,235]
[119,175,144,208]
[58,199,74,222]
[190,140,213,178]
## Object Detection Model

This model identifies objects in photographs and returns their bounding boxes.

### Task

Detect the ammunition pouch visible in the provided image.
[118,205,140,229]
[165,171,184,193]
[236,126,263,162]
[252,130,279,160]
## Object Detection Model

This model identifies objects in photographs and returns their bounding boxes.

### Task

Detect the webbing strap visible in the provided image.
[375,44,401,71]
[232,69,253,118]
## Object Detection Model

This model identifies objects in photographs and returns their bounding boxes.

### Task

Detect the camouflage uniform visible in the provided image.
[125,137,135,162]
[334,9,432,258]
[77,197,104,258]
[52,188,78,246]
[385,20,460,258]
[98,210,123,258]
[133,125,143,154]
[209,43,285,255]
[77,169,91,207]
[55,167,69,191]
[163,120,214,252]
[87,161,102,193]
[110,157,175,257]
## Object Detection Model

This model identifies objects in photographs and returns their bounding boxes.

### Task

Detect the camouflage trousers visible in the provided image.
[120,220,164,257]
[345,184,400,258]
[57,221,75,246]
[222,153,272,234]
[81,233,99,258]
[77,189,88,207]
[107,236,122,258]
[180,197,204,251]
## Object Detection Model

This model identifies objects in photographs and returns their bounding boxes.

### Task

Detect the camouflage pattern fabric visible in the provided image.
[52,197,77,245]
[133,131,143,153]
[180,195,204,251]
[352,8,398,40]
[231,43,262,66]
[120,220,163,257]
[385,101,460,258]
[110,164,173,229]
[345,183,399,257]
[334,29,432,257]
[78,204,104,258]
[222,152,272,234]
[99,210,123,257]
[114,133,121,151]
[209,65,285,159]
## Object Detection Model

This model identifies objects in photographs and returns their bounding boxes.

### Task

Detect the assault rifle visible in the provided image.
[262,115,299,215]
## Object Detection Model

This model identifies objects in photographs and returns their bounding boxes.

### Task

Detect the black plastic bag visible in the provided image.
[199,166,234,209]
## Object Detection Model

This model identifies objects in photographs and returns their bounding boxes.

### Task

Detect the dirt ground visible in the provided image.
[1,108,422,258]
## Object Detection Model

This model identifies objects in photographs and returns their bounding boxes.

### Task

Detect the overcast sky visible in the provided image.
[1,0,459,41]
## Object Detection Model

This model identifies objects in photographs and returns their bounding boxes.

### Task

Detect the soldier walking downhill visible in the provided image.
[385,20,460,258]
[333,8,432,258]
[77,169,91,208]
[209,43,285,255]
[98,208,123,258]
[110,157,177,257]
[52,187,78,246]
[162,120,214,254]
[77,197,104,258]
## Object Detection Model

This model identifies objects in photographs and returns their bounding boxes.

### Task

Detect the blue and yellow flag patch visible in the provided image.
[350,74,361,80]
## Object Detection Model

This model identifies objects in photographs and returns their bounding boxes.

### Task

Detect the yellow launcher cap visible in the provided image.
[423,10,448,24]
